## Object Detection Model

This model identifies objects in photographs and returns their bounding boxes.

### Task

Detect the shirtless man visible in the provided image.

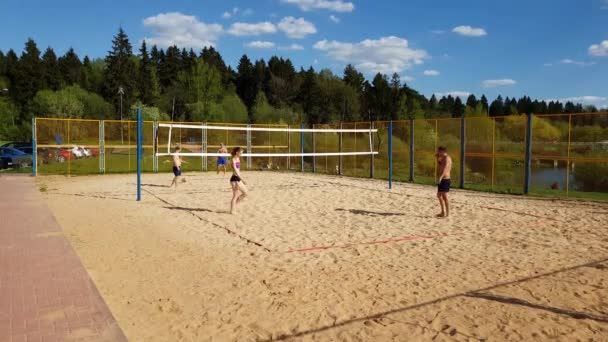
[436,146,452,218]
[169,146,187,189]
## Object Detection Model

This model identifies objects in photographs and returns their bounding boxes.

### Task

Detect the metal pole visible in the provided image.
[524,113,533,194]
[31,117,36,176]
[409,119,414,182]
[312,128,316,173]
[460,116,466,189]
[99,120,104,174]
[247,124,252,170]
[388,120,393,189]
[566,114,572,195]
[339,122,343,175]
[287,126,291,170]
[369,122,374,178]
[137,108,142,201]
[300,123,304,172]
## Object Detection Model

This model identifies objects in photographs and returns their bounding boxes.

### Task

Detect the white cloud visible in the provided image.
[545,59,596,67]
[222,12,232,19]
[423,70,440,76]
[281,0,354,12]
[245,41,276,49]
[314,36,429,74]
[222,7,252,19]
[278,17,317,38]
[435,91,471,98]
[546,96,607,104]
[142,12,223,48]
[482,79,517,88]
[228,21,277,36]
[403,76,415,82]
[589,40,608,57]
[452,25,487,37]
[279,43,305,51]
[329,15,340,23]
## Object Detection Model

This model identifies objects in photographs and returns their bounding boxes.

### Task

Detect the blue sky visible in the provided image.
[1,0,607,107]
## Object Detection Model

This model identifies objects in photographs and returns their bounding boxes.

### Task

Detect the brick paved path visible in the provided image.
[0,175,127,342]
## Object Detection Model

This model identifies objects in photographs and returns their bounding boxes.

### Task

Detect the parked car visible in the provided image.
[0,142,32,154]
[0,147,32,169]
[55,146,99,162]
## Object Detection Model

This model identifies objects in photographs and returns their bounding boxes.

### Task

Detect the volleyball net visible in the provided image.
[154,122,379,171]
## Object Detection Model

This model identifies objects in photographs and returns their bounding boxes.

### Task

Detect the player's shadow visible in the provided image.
[335,208,404,217]
[164,206,224,214]
[141,183,170,188]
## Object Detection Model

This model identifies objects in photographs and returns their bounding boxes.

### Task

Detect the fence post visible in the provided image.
[460,116,466,189]
[300,123,304,172]
[339,122,343,175]
[31,117,37,176]
[136,108,142,201]
[370,121,374,178]
[409,119,414,182]
[388,120,393,189]
[524,112,533,194]
[100,120,105,173]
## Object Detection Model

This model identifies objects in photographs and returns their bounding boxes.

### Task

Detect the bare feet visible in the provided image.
[436,213,446,218]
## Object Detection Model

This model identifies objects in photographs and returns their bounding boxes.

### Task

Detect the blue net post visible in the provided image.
[459,116,466,189]
[300,123,304,172]
[409,119,414,182]
[137,108,142,201]
[388,120,393,190]
[524,112,533,194]
[31,117,36,176]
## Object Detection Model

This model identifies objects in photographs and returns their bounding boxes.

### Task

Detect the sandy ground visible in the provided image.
[37,171,608,341]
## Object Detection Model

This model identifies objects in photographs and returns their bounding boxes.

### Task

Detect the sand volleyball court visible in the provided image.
[37,172,608,341]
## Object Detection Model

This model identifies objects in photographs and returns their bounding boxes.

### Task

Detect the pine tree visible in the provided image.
[14,38,43,107]
[342,64,365,95]
[138,41,160,105]
[159,46,180,91]
[236,55,256,112]
[59,48,83,86]
[103,27,137,119]
[41,47,61,90]
[466,94,478,108]
[489,95,504,116]
[480,95,489,113]
[453,97,464,117]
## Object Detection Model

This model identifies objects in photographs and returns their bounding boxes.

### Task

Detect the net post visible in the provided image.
[409,119,414,182]
[459,115,465,189]
[339,122,343,175]
[246,124,252,170]
[153,121,158,173]
[137,108,142,201]
[312,127,316,173]
[202,122,207,171]
[388,120,393,189]
[369,121,374,178]
[300,123,304,172]
[31,117,37,176]
[524,112,533,195]
[287,125,291,170]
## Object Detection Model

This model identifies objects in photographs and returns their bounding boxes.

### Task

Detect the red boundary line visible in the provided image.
[285,233,450,253]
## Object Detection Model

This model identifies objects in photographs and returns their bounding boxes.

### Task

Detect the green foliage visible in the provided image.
[129,102,169,121]
[32,85,112,119]
[103,27,138,119]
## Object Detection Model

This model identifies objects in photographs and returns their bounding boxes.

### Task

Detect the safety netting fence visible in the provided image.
[33,112,608,199]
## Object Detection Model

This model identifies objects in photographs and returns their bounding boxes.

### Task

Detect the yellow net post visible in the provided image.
[434,119,438,180]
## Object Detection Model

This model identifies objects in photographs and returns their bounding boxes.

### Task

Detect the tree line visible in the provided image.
[0,28,604,140]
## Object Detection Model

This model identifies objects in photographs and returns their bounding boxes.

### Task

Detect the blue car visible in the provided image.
[0,147,32,169]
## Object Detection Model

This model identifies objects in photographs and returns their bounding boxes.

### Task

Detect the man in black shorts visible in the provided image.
[436,146,452,218]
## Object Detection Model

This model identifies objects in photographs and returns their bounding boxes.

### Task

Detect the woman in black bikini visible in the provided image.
[230,147,248,214]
